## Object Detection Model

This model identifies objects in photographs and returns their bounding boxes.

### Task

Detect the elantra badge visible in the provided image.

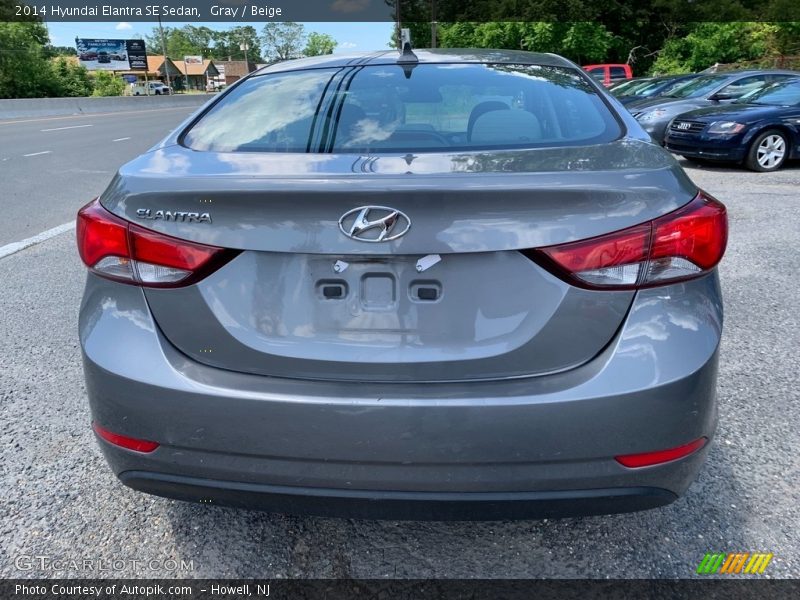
[136,209,212,223]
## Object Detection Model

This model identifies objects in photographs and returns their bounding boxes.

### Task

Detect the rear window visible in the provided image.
[182,63,621,154]
[609,66,628,79]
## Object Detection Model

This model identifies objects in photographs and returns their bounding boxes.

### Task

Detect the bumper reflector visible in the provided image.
[92,422,159,453]
[615,437,707,468]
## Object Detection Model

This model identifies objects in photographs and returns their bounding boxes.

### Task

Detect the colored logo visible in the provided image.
[697,552,773,575]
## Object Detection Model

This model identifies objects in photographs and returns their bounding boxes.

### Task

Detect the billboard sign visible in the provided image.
[76,38,148,71]
[126,40,148,71]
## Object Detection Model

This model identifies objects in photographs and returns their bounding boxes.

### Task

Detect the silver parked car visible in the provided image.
[77,50,728,520]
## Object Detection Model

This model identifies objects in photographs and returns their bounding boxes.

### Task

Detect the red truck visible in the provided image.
[583,64,633,87]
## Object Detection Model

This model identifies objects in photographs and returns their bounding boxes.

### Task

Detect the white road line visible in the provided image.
[112,137,131,142]
[0,221,75,261]
[23,151,52,157]
[41,124,94,132]
[0,106,197,126]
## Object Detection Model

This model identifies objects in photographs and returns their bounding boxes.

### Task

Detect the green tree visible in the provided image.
[51,58,93,97]
[651,22,774,74]
[145,26,204,59]
[762,22,800,56]
[304,32,337,56]
[43,45,78,58]
[145,25,261,62]
[145,25,264,62]
[559,22,614,64]
[211,26,263,62]
[261,22,306,61]
[438,21,615,64]
[0,21,56,98]
[92,71,125,96]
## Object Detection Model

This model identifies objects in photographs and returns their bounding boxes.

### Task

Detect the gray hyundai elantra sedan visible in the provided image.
[77,49,727,520]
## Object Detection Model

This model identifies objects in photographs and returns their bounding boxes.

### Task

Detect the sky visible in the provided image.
[45,21,396,58]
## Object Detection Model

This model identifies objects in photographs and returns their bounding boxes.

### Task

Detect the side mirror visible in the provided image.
[711,92,736,101]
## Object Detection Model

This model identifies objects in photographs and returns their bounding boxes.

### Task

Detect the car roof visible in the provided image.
[254,49,577,76]
[699,69,799,78]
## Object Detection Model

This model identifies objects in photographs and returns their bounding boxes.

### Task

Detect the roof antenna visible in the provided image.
[397,28,418,78]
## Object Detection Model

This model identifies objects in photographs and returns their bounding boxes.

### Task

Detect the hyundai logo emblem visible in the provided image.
[338,206,411,242]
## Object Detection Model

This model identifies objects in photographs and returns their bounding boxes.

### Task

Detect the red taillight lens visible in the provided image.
[92,422,159,453]
[76,199,129,267]
[76,198,238,287]
[529,191,727,289]
[615,437,707,468]
[540,224,651,288]
[646,193,728,283]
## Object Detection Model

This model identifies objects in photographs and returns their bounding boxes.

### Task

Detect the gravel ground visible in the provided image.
[0,159,798,579]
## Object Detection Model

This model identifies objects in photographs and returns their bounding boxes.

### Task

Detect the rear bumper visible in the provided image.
[638,121,670,144]
[665,138,747,162]
[121,472,677,520]
[80,272,723,519]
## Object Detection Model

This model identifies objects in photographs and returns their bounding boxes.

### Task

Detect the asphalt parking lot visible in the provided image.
[0,110,798,578]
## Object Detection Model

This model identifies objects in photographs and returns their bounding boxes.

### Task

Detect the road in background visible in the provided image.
[0,107,199,246]
[0,155,798,577]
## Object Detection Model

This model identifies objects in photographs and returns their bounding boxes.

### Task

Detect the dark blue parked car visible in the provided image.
[665,77,800,171]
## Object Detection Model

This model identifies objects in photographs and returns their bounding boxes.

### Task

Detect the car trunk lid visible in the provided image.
[101,141,696,382]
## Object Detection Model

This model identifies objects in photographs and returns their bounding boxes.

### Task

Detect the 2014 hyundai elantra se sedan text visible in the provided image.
[77,49,727,520]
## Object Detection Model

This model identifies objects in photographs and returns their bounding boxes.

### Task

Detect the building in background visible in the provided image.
[212,61,258,88]
[174,59,220,91]
[115,55,181,91]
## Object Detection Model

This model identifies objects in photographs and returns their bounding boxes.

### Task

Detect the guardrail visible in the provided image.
[0,94,214,120]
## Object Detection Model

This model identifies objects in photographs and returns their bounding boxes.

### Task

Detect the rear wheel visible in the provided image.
[746,130,787,172]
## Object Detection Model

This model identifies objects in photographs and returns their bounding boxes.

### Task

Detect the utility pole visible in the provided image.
[158,15,172,91]
[241,40,250,72]
[395,0,401,49]
[431,0,437,48]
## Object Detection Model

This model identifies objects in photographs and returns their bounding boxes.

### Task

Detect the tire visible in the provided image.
[745,129,788,172]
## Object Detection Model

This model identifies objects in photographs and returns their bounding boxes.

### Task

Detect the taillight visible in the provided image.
[76,198,238,287]
[526,191,727,289]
